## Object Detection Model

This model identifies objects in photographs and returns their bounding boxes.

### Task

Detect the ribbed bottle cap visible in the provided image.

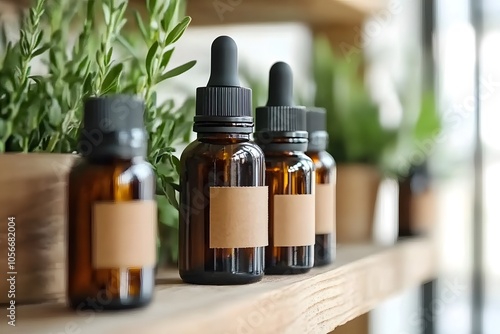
[306,107,329,152]
[79,95,146,158]
[194,36,253,133]
[83,95,145,133]
[255,62,307,137]
[306,107,326,133]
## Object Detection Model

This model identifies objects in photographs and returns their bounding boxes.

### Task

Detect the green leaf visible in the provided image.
[46,133,60,152]
[29,75,45,84]
[0,23,7,49]
[106,48,113,64]
[32,44,50,57]
[170,155,181,175]
[161,0,178,32]
[83,73,93,95]
[165,16,191,45]
[87,0,96,18]
[134,11,149,40]
[146,41,159,76]
[76,56,90,75]
[116,1,127,20]
[102,2,111,25]
[165,182,179,210]
[101,63,123,94]
[160,48,175,68]
[48,99,62,126]
[146,0,158,14]
[157,60,196,83]
[154,147,176,163]
[34,31,44,48]
[156,194,178,227]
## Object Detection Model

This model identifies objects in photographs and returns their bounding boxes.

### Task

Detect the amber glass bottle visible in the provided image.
[67,95,156,310]
[305,108,336,266]
[255,62,315,274]
[398,162,432,237]
[179,36,267,285]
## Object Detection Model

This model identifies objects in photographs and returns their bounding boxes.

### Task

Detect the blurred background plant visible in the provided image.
[313,36,398,168]
[0,0,195,266]
[376,47,441,179]
[313,36,441,178]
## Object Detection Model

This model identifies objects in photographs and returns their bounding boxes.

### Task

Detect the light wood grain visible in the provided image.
[0,154,77,304]
[3,238,436,334]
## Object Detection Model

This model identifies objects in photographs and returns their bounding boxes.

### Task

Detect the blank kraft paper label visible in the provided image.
[273,194,315,247]
[209,186,268,249]
[315,183,335,234]
[92,200,157,268]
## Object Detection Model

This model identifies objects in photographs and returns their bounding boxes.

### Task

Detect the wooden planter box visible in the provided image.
[0,153,77,304]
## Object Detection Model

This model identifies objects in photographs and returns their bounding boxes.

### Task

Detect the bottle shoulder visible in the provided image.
[181,139,265,164]
[69,157,154,181]
[319,151,336,165]
[264,151,314,172]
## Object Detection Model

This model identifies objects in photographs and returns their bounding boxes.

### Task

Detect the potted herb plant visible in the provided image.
[313,37,398,243]
[0,0,195,304]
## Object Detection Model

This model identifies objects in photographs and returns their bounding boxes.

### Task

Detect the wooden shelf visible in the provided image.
[8,238,436,334]
[0,0,387,26]
[186,0,387,26]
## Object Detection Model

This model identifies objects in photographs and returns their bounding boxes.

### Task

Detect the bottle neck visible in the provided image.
[255,135,308,152]
[307,131,328,152]
[79,129,147,161]
[86,155,144,164]
[197,132,251,142]
[193,119,254,135]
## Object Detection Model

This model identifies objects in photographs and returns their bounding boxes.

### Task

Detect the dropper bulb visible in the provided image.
[266,62,294,106]
[207,36,240,87]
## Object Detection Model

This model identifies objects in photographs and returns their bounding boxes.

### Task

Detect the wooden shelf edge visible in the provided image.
[11,238,436,334]
[0,0,387,26]
[185,0,387,26]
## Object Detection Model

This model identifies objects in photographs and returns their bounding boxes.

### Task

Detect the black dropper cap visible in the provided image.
[254,62,307,150]
[306,107,329,152]
[194,36,253,134]
[79,95,147,158]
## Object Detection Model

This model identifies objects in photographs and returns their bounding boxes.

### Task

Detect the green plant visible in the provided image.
[382,89,440,178]
[0,0,196,265]
[313,37,397,167]
[377,49,441,178]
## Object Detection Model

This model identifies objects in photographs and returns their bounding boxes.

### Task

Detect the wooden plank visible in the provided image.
[2,238,436,334]
[0,154,77,304]
[186,0,370,26]
[0,0,387,26]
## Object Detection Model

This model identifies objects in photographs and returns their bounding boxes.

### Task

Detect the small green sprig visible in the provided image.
[0,0,46,151]
[0,0,197,264]
[117,0,197,265]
